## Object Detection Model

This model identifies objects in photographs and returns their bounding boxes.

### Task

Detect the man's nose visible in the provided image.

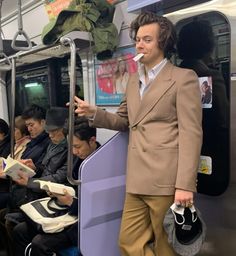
[73,149,79,155]
[136,40,144,48]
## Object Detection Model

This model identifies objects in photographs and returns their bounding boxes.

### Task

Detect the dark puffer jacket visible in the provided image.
[21,131,50,168]
[0,134,11,158]
[9,139,68,210]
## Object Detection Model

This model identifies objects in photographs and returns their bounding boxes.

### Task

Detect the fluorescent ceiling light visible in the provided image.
[24,82,40,88]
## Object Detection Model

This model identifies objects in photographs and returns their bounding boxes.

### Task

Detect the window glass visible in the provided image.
[6,55,83,115]
[175,12,230,195]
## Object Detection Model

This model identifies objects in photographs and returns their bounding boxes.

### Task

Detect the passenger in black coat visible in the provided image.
[4,107,69,256]
[0,119,11,202]
[11,107,69,207]
[0,105,50,256]
[13,117,100,256]
[7,104,51,211]
[0,118,10,158]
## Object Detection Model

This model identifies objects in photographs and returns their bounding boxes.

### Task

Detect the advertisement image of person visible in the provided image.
[201,80,212,104]
[113,59,130,94]
[74,12,202,256]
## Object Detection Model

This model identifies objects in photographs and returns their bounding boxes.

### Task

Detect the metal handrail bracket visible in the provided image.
[60,36,81,186]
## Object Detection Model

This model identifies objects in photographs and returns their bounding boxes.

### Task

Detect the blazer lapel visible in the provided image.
[132,62,175,126]
[127,74,141,122]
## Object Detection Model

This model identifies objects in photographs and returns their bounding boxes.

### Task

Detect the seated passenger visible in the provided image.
[13,115,31,160]
[0,116,30,208]
[1,107,68,256]
[0,119,11,209]
[13,116,100,256]
[0,104,50,256]
[0,118,10,158]
[20,104,51,166]
[10,106,69,211]
[4,104,51,211]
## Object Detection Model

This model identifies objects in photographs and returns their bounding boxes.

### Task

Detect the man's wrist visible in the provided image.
[87,107,97,121]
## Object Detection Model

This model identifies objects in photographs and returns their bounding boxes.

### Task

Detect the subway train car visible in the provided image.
[0,0,235,255]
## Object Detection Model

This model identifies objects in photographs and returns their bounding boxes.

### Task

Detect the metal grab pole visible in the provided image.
[11,0,32,51]
[10,57,16,158]
[0,0,11,70]
[60,36,81,185]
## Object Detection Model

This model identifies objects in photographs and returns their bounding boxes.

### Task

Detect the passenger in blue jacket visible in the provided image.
[13,116,100,256]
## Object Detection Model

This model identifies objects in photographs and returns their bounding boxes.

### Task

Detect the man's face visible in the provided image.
[72,135,95,159]
[25,118,45,138]
[14,127,23,141]
[47,128,65,144]
[135,23,164,69]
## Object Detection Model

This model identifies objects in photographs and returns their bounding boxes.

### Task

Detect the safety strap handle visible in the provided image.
[11,29,32,51]
[11,0,32,51]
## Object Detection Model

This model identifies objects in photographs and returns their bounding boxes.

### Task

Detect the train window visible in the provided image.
[175,12,230,196]
[54,56,83,107]
[6,54,83,115]
[11,65,50,115]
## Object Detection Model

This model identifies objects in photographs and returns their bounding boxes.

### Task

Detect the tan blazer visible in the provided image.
[93,61,202,195]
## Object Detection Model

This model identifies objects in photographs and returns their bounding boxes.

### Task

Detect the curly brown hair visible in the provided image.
[129,12,176,58]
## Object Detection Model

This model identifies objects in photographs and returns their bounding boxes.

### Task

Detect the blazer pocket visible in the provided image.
[151,147,178,187]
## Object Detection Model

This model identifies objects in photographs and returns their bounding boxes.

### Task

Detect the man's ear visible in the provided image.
[89,136,96,145]
[41,119,46,127]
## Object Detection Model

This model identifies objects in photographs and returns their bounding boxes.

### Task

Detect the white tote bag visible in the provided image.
[20,197,78,233]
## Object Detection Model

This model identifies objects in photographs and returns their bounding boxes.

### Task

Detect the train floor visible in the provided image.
[0,250,7,256]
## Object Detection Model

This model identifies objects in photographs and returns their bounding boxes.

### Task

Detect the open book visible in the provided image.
[33,180,76,197]
[1,156,36,179]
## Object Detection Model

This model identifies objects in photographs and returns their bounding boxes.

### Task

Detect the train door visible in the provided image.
[168,6,235,256]
[175,12,230,196]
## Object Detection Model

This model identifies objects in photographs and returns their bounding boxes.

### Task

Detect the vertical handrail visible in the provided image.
[60,36,81,185]
[10,57,16,158]
[0,0,11,70]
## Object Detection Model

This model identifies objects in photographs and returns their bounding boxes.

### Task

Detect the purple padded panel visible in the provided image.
[79,132,128,256]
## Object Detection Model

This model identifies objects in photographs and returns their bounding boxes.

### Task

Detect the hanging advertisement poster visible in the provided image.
[44,0,73,20]
[95,46,137,105]
[198,76,212,108]
[198,155,212,175]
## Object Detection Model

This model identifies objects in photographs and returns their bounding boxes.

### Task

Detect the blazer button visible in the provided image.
[141,126,145,131]
[132,127,137,131]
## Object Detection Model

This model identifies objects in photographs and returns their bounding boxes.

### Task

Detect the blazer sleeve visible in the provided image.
[175,69,203,192]
[90,96,129,131]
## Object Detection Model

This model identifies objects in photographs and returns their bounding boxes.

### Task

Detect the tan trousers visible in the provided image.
[119,193,177,256]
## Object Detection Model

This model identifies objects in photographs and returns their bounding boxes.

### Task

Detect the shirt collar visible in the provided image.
[138,58,167,86]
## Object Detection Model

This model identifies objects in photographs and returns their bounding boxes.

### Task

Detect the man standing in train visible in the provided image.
[73,12,202,256]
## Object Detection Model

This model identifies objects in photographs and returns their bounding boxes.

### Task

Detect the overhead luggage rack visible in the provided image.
[0,31,93,68]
